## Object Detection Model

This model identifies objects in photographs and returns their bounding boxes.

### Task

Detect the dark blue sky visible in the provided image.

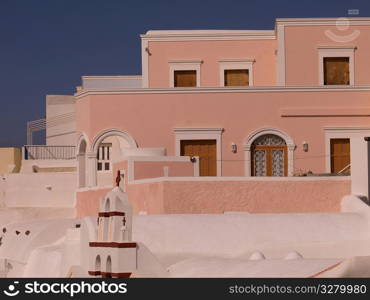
[0,0,368,147]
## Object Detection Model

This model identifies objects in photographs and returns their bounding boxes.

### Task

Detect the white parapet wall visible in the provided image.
[0,219,79,277]
[132,207,370,264]
[82,76,142,90]
[351,135,369,198]
[20,159,77,174]
[0,173,77,208]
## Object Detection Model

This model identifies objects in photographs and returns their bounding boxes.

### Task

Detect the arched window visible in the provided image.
[251,134,287,176]
[77,137,87,188]
[95,255,101,275]
[105,256,112,278]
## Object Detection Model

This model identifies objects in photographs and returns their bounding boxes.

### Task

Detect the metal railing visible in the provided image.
[23,145,76,160]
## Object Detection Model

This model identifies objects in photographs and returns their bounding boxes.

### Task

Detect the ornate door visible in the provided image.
[251,134,287,176]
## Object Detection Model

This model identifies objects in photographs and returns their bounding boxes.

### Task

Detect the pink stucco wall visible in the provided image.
[76,188,111,218]
[146,25,370,88]
[75,178,351,217]
[148,40,276,88]
[76,89,370,176]
[284,25,370,86]
[112,160,194,183]
[159,179,350,214]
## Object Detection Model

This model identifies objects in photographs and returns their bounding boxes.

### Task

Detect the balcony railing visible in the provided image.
[23,145,76,160]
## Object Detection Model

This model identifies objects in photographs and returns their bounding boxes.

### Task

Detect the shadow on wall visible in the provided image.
[0,148,21,174]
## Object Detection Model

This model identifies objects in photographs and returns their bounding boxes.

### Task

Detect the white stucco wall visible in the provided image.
[0,173,77,207]
[0,219,78,264]
[351,135,369,197]
[82,76,142,89]
[20,160,77,173]
[2,198,370,277]
[0,208,75,228]
[325,128,370,198]
[132,209,370,265]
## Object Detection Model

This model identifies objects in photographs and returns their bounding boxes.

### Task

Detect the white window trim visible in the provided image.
[169,60,202,87]
[318,46,356,86]
[244,128,295,177]
[219,59,255,87]
[324,127,370,173]
[174,128,223,176]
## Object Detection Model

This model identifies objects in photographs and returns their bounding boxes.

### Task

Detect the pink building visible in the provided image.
[69,18,370,216]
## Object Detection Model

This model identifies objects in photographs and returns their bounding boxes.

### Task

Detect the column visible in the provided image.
[77,153,86,188]
[87,151,97,187]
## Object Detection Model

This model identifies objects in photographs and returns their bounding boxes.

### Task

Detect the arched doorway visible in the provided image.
[251,134,287,176]
[77,136,88,188]
[92,129,137,187]
[95,255,101,276]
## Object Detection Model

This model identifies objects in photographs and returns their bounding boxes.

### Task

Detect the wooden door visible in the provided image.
[181,140,217,176]
[330,139,350,174]
[251,146,287,176]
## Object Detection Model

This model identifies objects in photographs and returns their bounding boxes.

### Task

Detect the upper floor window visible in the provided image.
[97,143,111,171]
[318,46,356,86]
[323,57,349,85]
[224,69,249,86]
[219,59,254,87]
[174,70,197,87]
[169,60,202,87]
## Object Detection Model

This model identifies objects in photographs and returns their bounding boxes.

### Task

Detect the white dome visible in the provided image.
[249,251,265,261]
[284,251,303,260]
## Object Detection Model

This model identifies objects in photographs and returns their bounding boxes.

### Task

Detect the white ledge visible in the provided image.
[130,176,351,185]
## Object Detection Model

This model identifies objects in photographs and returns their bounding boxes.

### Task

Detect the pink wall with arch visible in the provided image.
[76,89,370,176]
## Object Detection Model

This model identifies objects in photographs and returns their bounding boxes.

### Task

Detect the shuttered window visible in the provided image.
[97,143,111,171]
[174,70,196,87]
[330,138,350,174]
[323,57,350,85]
[181,140,217,176]
[224,69,249,86]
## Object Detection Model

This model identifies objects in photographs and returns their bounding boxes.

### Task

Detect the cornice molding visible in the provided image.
[219,58,256,63]
[82,75,142,80]
[174,127,224,133]
[141,30,276,41]
[75,85,370,99]
[168,59,203,64]
[276,17,370,26]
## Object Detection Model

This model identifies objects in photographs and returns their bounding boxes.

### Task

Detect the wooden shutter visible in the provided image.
[324,57,350,85]
[224,69,249,86]
[330,138,350,174]
[174,70,196,87]
[180,140,217,176]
